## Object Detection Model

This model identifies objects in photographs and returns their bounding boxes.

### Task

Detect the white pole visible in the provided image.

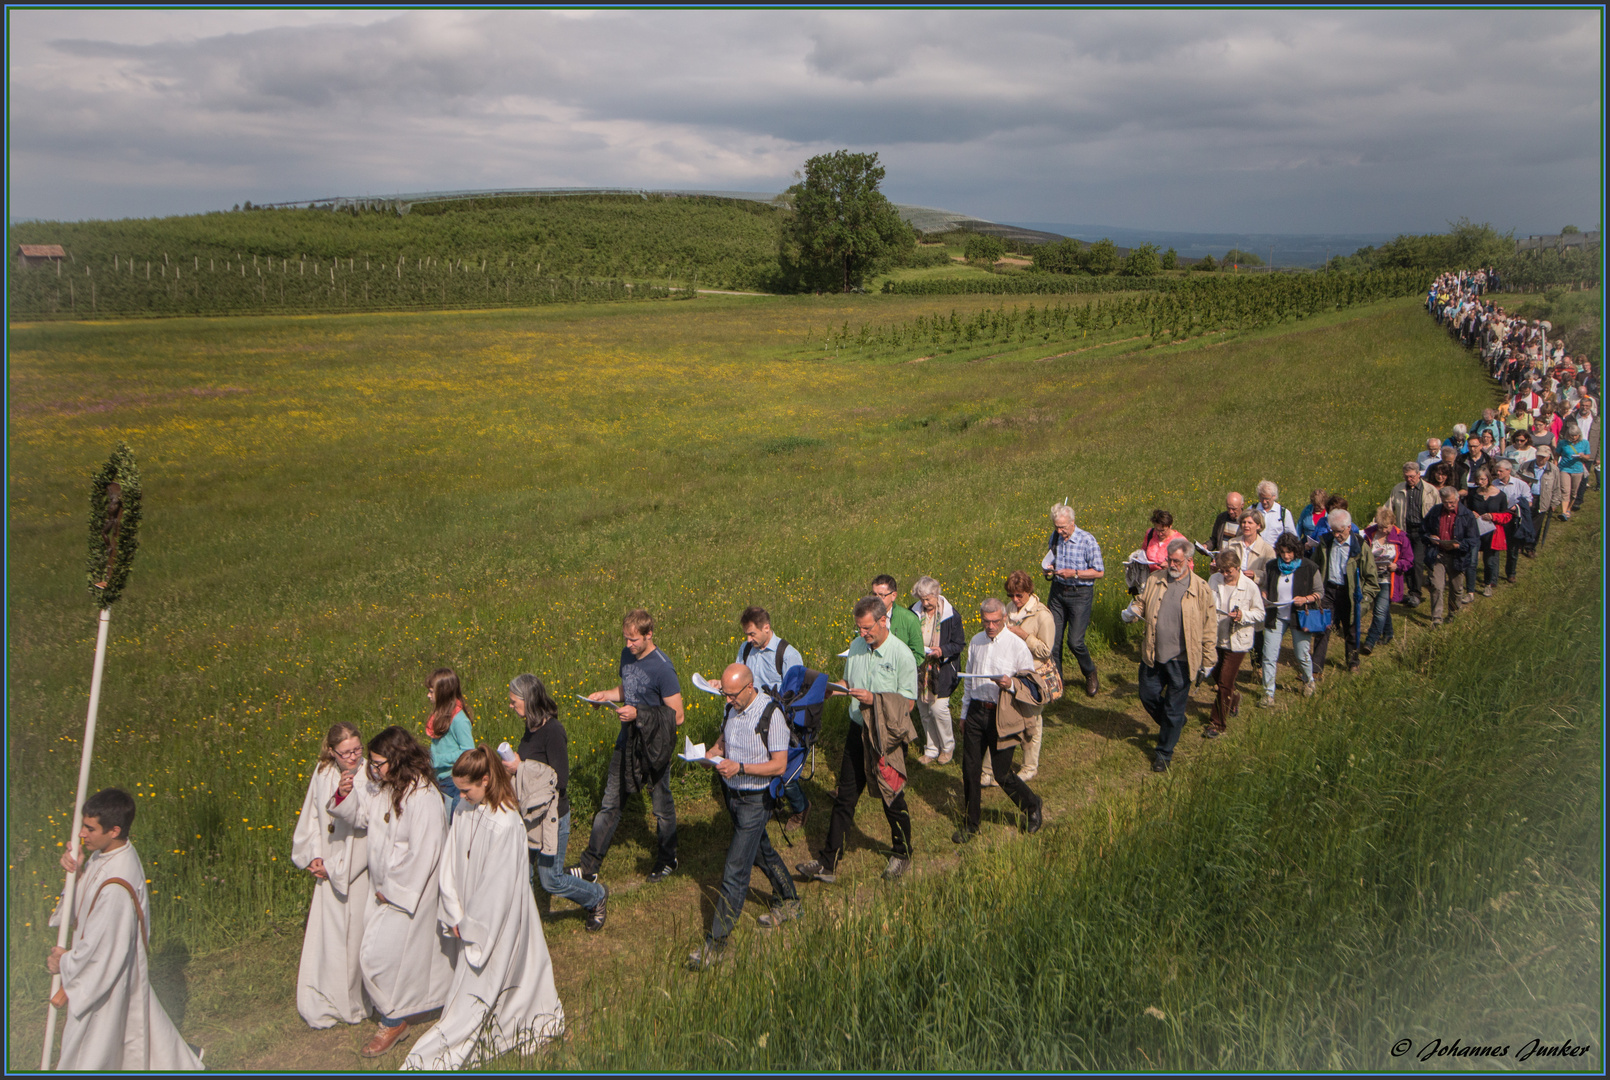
[41,605,113,1069]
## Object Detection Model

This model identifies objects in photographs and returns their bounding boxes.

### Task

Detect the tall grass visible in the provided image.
[541,514,1602,1071]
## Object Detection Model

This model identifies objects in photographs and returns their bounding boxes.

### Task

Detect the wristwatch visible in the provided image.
[738,762,745,776]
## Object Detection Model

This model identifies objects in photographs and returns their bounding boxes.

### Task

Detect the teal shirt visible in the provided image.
[887,604,926,668]
[843,634,918,726]
[430,709,475,785]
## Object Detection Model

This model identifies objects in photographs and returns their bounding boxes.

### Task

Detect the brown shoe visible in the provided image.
[936,750,953,765]
[361,1021,410,1058]
[784,806,810,834]
[1085,671,1101,697]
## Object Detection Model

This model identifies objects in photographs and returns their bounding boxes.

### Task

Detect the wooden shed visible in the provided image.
[15,244,66,271]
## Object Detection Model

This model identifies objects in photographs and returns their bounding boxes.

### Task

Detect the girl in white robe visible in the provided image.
[331,725,457,1058]
[404,746,564,1070]
[49,788,203,1071]
[289,721,373,1028]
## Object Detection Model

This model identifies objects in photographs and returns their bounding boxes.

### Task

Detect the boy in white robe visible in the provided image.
[47,788,203,1071]
[404,746,563,1070]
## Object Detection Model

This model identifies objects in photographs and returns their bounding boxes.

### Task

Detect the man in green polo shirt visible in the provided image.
[796,595,918,884]
[871,575,925,664]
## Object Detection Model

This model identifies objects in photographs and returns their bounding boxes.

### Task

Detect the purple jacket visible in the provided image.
[1363,524,1414,603]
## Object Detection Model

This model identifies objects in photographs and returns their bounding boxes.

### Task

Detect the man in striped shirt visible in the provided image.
[1044,504,1105,697]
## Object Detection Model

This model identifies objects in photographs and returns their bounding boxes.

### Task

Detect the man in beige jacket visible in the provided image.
[1388,460,1438,607]
[1122,538,1216,773]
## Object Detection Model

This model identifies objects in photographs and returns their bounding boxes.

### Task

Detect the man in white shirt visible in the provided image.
[1254,480,1296,549]
[954,599,1042,843]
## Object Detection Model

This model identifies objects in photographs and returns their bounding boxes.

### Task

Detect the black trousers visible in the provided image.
[960,702,1039,831]
[1311,581,1358,671]
[1404,528,1429,600]
[820,727,911,870]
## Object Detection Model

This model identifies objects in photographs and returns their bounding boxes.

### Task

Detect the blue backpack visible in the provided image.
[751,664,828,798]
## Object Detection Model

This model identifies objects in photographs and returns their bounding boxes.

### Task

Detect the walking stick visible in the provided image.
[42,444,142,1070]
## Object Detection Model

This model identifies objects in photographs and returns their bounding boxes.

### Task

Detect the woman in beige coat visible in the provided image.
[1004,571,1058,782]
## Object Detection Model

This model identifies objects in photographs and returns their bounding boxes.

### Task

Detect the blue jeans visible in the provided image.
[1046,581,1097,679]
[580,745,678,876]
[709,786,797,945]
[1137,656,1191,763]
[1362,585,1394,650]
[532,811,605,911]
[1261,616,1314,696]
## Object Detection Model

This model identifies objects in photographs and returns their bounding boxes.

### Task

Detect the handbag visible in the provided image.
[1295,604,1332,633]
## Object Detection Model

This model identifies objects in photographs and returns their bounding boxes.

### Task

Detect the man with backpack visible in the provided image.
[737,606,811,832]
[689,664,800,970]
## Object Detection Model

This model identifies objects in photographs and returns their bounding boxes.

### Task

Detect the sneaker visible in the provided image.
[920,753,939,764]
[1151,758,1169,773]
[566,865,598,884]
[1404,595,1422,607]
[936,750,954,765]
[1482,585,1493,597]
[1432,618,1443,627]
[1460,594,1473,605]
[881,856,911,881]
[584,885,608,932]
[951,828,975,844]
[1203,727,1223,739]
[979,774,996,788]
[361,1021,411,1058]
[783,806,810,835]
[1359,644,1373,656]
[645,859,678,884]
[687,940,727,971]
[795,860,837,884]
[757,900,802,929]
[1017,769,1038,782]
[1257,694,1276,709]
[1302,680,1316,698]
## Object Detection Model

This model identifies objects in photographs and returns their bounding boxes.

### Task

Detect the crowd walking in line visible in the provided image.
[45,270,1598,1068]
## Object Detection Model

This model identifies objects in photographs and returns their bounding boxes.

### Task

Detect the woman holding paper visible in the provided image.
[403,746,564,1069]
[290,721,373,1029]
[506,674,608,931]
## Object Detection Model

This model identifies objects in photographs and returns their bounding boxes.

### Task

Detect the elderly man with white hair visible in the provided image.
[1042,503,1105,697]
[1309,508,1379,677]
[1493,458,1531,584]
[1254,481,1297,550]
[1416,438,1444,473]
[1122,538,1216,773]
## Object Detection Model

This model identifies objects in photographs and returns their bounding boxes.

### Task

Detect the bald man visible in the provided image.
[1209,491,1245,553]
[689,664,800,970]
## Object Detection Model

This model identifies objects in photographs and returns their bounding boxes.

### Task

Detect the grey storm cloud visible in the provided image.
[6,8,1601,232]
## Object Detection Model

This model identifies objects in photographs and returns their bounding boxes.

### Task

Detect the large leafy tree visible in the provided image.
[785,150,913,292]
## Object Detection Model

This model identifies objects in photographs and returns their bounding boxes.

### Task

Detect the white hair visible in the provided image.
[979,597,1006,615]
[1256,480,1279,500]
[1452,423,1468,437]
[1050,504,1075,524]
[1166,537,1191,557]
[1328,509,1352,531]
[911,576,942,599]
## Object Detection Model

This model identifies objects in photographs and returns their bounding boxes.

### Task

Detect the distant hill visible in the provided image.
[1006,222,1398,268]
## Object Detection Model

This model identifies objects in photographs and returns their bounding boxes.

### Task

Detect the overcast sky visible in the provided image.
[7,9,1602,234]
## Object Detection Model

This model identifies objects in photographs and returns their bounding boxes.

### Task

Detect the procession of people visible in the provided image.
[45,268,1598,1069]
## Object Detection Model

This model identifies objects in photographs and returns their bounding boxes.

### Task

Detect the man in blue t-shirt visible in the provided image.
[574,608,684,884]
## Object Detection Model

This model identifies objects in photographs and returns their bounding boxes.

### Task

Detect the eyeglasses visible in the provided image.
[721,689,744,699]
[333,746,362,759]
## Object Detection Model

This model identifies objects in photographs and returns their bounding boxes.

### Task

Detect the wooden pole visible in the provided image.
[41,607,113,1069]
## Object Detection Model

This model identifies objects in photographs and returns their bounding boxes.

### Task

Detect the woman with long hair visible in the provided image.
[506,674,608,929]
[403,746,564,1070]
[290,721,373,1029]
[331,725,455,1058]
[424,668,476,813]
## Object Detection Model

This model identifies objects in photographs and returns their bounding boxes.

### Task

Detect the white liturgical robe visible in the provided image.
[403,801,564,1070]
[290,764,373,1027]
[50,842,203,1071]
[331,776,456,1020]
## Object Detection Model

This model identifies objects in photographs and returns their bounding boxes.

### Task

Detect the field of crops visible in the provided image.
[7,287,1599,1069]
[7,196,787,317]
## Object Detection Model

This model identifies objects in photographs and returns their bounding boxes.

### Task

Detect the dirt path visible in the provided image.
[19,574,1544,1070]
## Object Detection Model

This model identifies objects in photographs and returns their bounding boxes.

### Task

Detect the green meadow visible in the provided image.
[7,289,1600,1069]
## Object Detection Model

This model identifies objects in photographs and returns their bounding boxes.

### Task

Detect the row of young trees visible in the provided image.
[7,251,683,319]
[837,268,1430,355]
